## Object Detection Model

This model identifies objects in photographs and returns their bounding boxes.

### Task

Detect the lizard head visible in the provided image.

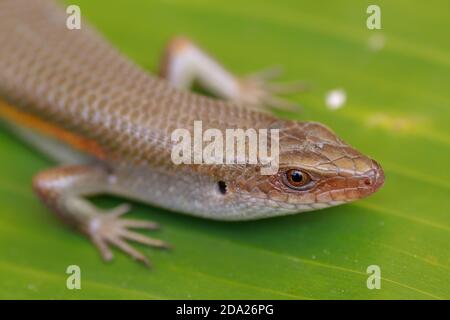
[220,121,384,219]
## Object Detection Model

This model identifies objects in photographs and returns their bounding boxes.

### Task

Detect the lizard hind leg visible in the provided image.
[32,165,170,267]
[159,36,308,111]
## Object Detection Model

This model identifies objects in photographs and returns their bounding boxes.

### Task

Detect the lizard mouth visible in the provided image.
[343,159,385,201]
[312,159,385,203]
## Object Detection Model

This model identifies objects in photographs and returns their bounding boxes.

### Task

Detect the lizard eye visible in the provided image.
[282,169,312,190]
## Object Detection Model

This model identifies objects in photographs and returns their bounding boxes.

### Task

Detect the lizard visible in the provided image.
[0,0,384,266]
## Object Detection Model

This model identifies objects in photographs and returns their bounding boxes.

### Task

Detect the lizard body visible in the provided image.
[0,0,384,265]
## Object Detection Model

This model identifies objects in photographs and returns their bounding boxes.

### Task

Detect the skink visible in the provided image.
[0,0,384,266]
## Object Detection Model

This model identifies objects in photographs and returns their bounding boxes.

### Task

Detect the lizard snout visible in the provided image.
[356,159,385,199]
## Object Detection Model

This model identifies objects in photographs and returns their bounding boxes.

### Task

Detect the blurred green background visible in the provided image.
[0,0,449,299]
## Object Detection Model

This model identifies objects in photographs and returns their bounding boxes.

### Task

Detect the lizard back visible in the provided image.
[0,0,275,165]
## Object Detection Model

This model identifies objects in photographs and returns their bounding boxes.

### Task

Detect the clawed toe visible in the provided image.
[266,81,311,94]
[248,65,284,81]
[118,229,171,249]
[266,96,302,111]
[119,219,160,230]
[106,235,151,267]
[88,204,170,267]
[237,66,308,111]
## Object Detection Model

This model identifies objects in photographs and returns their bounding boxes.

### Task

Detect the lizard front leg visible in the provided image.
[159,36,308,111]
[32,165,169,267]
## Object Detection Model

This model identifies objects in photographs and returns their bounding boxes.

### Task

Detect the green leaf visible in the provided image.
[0,0,448,299]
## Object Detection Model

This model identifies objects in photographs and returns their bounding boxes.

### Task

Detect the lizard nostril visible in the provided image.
[364,178,372,186]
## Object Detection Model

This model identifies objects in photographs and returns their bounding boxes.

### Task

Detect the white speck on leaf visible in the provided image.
[368,33,385,51]
[27,284,37,291]
[325,89,346,110]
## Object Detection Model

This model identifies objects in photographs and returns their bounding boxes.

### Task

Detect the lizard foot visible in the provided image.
[87,203,170,267]
[236,65,310,111]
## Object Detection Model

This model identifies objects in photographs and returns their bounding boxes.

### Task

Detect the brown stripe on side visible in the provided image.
[0,99,106,159]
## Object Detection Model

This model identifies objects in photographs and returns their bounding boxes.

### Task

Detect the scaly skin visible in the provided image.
[0,0,384,265]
